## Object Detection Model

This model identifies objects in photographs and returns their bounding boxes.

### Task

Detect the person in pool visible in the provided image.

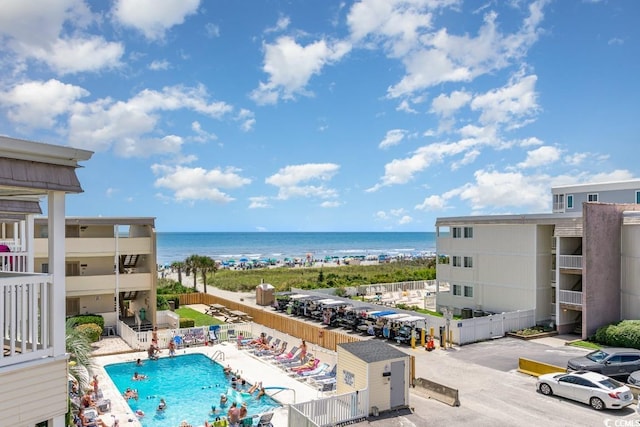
[132,372,147,381]
[157,398,166,411]
[219,393,228,407]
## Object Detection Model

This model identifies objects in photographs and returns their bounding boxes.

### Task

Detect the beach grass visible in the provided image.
[203,259,436,292]
[175,307,224,326]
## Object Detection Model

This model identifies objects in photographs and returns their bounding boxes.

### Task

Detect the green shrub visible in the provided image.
[595,320,640,349]
[76,323,102,342]
[179,318,195,328]
[67,315,104,330]
[156,295,169,310]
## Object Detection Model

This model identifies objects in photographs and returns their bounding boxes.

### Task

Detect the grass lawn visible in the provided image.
[175,307,224,327]
[568,340,600,350]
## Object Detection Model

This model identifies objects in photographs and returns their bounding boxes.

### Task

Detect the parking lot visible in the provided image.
[357,336,640,427]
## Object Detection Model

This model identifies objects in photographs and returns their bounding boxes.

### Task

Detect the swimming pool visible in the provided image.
[104,354,281,427]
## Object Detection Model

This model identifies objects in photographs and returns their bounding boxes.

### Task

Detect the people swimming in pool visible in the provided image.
[157,398,166,411]
[219,393,228,407]
[132,372,147,381]
[256,386,266,400]
[247,381,262,394]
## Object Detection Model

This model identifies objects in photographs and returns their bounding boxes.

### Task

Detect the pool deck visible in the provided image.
[92,341,320,427]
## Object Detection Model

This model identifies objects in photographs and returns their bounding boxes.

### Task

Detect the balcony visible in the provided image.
[558,255,582,270]
[0,251,28,272]
[34,236,153,257]
[0,272,54,368]
[559,290,582,307]
[65,272,152,296]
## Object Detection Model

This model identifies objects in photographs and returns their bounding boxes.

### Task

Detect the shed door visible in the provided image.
[390,360,405,408]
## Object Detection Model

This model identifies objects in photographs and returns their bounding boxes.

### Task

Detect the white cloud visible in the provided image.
[149,59,170,70]
[517,145,561,169]
[249,196,270,209]
[112,0,200,41]
[266,163,340,200]
[0,79,88,128]
[384,2,547,98]
[396,99,418,114]
[320,201,341,208]
[67,85,233,155]
[415,194,448,211]
[431,90,471,117]
[152,164,251,203]
[266,16,291,33]
[0,1,123,74]
[205,23,220,38]
[398,215,413,225]
[251,36,352,105]
[470,74,539,128]
[379,129,407,149]
[236,109,256,132]
[191,121,217,143]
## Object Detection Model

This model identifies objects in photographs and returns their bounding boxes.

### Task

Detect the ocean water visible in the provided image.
[156,232,436,266]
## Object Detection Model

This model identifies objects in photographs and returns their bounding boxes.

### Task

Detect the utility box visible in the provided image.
[255,282,275,306]
[337,340,410,415]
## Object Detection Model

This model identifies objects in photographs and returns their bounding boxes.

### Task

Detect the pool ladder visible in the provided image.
[211,350,225,362]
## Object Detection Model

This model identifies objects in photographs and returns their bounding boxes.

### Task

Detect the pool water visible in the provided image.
[104,354,280,427]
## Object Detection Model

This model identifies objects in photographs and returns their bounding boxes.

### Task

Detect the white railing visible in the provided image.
[0,251,28,273]
[559,290,582,306]
[289,389,368,427]
[357,280,437,296]
[558,255,582,269]
[0,272,54,368]
[117,321,254,351]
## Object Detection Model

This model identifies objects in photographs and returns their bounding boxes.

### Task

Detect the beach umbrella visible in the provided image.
[239,257,249,263]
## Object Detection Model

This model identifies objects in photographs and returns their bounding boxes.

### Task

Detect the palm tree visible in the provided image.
[171,260,185,284]
[66,318,94,391]
[185,254,199,291]
[198,255,217,294]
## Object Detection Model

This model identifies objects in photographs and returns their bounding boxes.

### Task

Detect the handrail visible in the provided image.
[211,350,225,362]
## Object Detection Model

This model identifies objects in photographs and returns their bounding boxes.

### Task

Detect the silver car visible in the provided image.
[537,371,634,410]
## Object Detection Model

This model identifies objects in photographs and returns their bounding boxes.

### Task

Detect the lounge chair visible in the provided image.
[191,328,206,345]
[270,346,298,363]
[296,362,329,377]
[173,335,184,348]
[256,412,274,427]
[307,364,337,382]
[83,408,100,427]
[318,379,336,392]
[208,325,220,344]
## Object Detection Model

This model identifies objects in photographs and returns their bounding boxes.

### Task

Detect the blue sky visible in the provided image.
[0,0,638,232]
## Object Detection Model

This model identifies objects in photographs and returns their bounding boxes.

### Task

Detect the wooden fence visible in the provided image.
[172,292,363,351]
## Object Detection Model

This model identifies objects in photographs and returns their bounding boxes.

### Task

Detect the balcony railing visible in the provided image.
[0,252,28,273]
[1,272,54,368]
[559,290,582,306]
[558,255,582,270]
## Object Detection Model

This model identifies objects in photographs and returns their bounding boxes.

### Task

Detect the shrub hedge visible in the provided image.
[179,318,195,328]
[76,323,102,342]
[594,320,640,349]
[67,314,104,330]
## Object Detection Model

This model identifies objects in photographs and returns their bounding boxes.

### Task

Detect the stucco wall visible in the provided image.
[583,203,640,336]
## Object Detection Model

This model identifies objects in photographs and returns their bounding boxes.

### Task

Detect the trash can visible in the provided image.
[168,300,175,311]
[139,307,146,321]
[439,326,446,347]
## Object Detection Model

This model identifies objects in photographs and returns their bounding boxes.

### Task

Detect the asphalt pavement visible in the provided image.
[355,336,640,427]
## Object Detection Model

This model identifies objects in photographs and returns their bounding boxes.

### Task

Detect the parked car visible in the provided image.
[537,371,634,410]
[567,348,640,378]
[627,370,640,386]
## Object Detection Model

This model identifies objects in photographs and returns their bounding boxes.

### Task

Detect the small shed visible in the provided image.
[337,340,410,415]
[255,282,275,306]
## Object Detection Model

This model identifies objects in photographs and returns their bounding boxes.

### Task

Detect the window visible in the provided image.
[464,256,473,268]
[452,284,462,296]
[464,227,473,238]
[587,193,598,202]
[567,194,573,209]
[452,256,461,267]
[464,286,473,298]
[452,227,462,238]
[622,355,640,363]
[41,263,49,274]
[636,191,640,204]
[66,262,80,276]
[553,194,565,211]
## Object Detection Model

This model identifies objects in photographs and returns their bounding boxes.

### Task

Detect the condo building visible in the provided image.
[435,180,640,339]
[0,136,93,427]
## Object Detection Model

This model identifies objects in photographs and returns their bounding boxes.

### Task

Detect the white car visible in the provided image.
[537,371,634,410]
